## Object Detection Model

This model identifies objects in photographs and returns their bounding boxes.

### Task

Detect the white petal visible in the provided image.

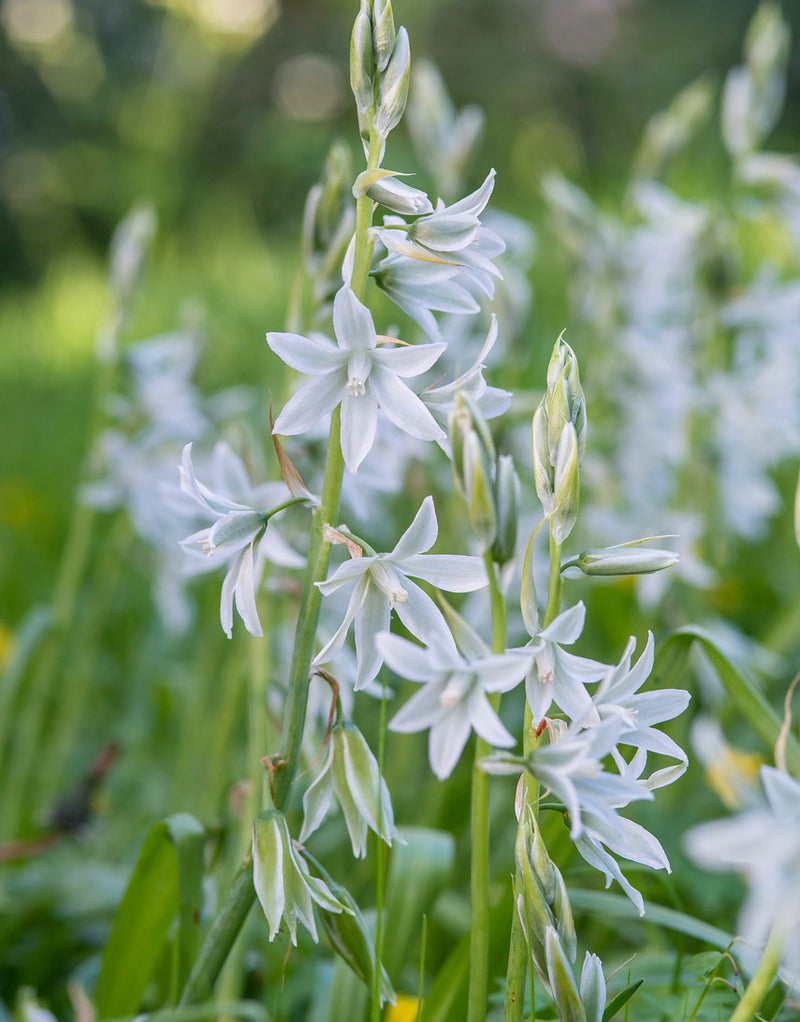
[389,683,448,732]
[390,496,438,559]
[371,366,446,441]
[394,578,452,647]
[397,553,487,592]
[317,556,372,596]
[313,574,369,665]
[477,651,531,694]
[539,602,587,645]
[377,632,437,681]
[429,707,472,779]
[273,371,346,436]
[374,341,446,378]
[267,331,344,374]
[341,387,378,473]
[333,285,376,351]
[469,689,515,747]
[234,540,263,637]
[354,587,391,690]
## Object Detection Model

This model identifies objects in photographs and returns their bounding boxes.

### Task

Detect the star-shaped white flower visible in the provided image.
[313,496,487,690]
[523,602,608,724]
[380,630,530,779]
[268,285,446,472]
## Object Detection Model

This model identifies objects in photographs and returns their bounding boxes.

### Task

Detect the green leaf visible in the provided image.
[602,979,644,1021]
[685,951,727,978]
[420,931,470,1022]
[382,827,455,980]
[95,814,205,1019]
[657,626,800,774]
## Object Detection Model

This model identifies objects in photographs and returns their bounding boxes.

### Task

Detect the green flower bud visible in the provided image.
[545,927,586,1022]
[350,1,375,113]
[252,809,349,945]
[551,424,580,545]
[563,544,679,577]
[372,0,396,73]
[353,168,432,214]
[532,397,554,513]
[374,26,410,139]
[492,454,519,566]
[319,883,396,1006]
[546,334,586,460]
[109,203,157,307]
[464,429,497,549]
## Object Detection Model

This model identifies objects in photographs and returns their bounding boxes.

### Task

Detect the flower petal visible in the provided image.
[333,285,376,351]
[397,553,487,592]
[354,586,391,690]
[390,495,438,559]
[374,341,446,378]
[267,331,344,374]
[341,387,378,473]
[273,370,346,436]
[371,366,446,441]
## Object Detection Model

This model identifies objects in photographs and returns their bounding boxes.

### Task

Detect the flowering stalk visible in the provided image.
[467,553,507,1022]
[728,924,784,1022]
[179,43,386,1002]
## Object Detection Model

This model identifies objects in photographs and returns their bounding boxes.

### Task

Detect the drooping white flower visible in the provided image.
[252,809,350,945]
[420,314,512,435]
[313,495,487,690]
[381,630,530,780]
[179,442,304,638]
[300,720,400,858]
[269,285,446,472]
[370,170,506,298]
[685,765,800,985]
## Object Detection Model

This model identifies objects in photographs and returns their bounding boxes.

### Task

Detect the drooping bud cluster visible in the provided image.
[350,0,410,144]
[301,142,356,315]
[532,333,586,545]
[515,803,606,1022]
[449,392,519,564]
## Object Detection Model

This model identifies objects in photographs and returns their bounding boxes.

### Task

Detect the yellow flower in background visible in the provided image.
[384,994,419,1022]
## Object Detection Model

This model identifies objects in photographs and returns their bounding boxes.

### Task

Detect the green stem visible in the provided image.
[728,927,784,1022]
[371,686,389,1022]
[179,117,384,1007]
[467,554,507,1022]
[543,526,563,627]
[504,527,559,1022]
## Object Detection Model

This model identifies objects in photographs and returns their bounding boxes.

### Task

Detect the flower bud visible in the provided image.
[374,27,410,139]
[109,203,157,308]
[491,454,519,566]
[350,1,375,113]
[319,882,396,1005]
[464,429,497,549]
[353,168,433,214]
[564,544,679,577]
[546,334,586,460]
[551,424,580,545]
[545,928,586,1022]
[372,0,396,73]
[532,397,554,513]
[253,809,348,945]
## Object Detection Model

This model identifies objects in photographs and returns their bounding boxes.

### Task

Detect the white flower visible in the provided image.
[685,765,800,984]
[420,314,512,435]
[313,495,487,690]
[381,630,530,780]
[300,720,400,858]
[523,602,608,724]
[370,170,506,298]
[179,442,303,638]
[252,809,350,945]
[374,253,479,342]
[269,285,446,472]
[592,632,691,767]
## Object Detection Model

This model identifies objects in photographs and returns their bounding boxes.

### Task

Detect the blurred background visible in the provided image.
[2,0,800,626]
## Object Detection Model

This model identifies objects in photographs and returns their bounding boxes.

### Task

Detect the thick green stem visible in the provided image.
[467,555,507,1022]
[728,927,784,1022]
[543,527,563,627]
[179,116,383,1007]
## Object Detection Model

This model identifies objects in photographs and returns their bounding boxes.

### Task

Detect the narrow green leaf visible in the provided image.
[657,626,800,774]
[382,828,455,980]
[602,978,643,1021]
[420,931,470,1022]
[95,814,205,1019]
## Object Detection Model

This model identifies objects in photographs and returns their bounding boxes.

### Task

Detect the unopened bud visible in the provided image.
[544,928,585,1022]
[350,1,375,113]
[492,454,519,566]
[374,27,410,139]
[372,0,396,73]
[532,397,554,513]
[320,882,396,1005]
[464,429,497,549]
[109,203,157,306]
[546,334,586,460]
[551,424,579,545]
[353,168,432,214]
[564,544,679,577]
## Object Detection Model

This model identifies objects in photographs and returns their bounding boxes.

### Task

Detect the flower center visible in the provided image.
[347,376,366,396]
[370,559,408,607]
